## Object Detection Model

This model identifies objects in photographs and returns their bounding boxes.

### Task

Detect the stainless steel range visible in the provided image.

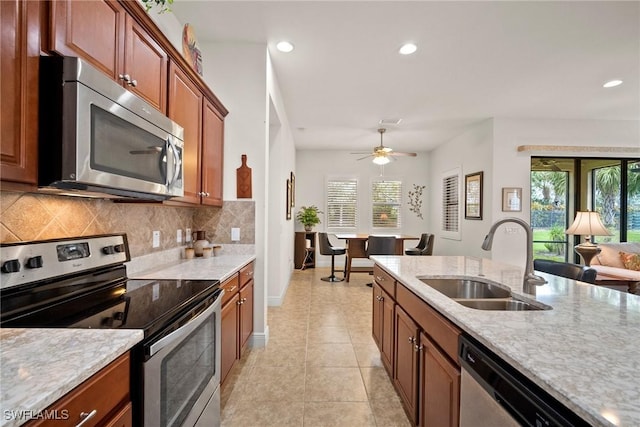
[0,234,223,427]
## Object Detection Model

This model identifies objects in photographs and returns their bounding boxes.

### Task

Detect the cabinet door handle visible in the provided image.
[415,344,423,352]
[375,275,384,282]
[241,297,247,303]
[76,410,97,427]
[408,336,414,343]
[237,300,243,305]
[128,78,138,87]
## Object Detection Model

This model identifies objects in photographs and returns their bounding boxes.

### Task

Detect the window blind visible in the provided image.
[372,180,402,228]
[327,179,358,228]
[442,174,459,232]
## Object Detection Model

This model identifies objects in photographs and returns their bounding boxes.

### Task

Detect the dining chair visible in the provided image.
[318,232,347,282]
[405,233,434,256]
[533,259,597,284]
[366,236,396,287]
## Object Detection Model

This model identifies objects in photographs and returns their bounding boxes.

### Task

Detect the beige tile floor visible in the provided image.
[220,267,411,426]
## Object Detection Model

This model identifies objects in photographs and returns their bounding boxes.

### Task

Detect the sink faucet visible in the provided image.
[481,217,547,294]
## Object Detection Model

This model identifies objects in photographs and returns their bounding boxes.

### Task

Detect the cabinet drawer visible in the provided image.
[27,352,130,427]
[220,274,239,307]
[239,262,254,286]
[373,264,396,298]
[396,285,461,364]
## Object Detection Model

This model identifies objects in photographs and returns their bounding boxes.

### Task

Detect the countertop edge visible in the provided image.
[0,329,143,427]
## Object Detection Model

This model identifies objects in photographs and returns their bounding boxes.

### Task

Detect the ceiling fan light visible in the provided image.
[603,79,622,88]
[373,156,390,165]
[399,43,417,55]
[276,41,294,53]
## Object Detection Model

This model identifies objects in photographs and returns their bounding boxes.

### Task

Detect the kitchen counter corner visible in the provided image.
[0,328,143,427]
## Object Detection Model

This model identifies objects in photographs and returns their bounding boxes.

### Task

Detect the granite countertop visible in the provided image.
[0,328,143,427]
[370,255,640,427]
[130,254,256,282]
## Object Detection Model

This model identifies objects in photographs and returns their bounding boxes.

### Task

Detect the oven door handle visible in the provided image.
[148,289,224,357]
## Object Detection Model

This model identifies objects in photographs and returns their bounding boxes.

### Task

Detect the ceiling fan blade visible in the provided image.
[389,152,417,157]
[356,154,373,161]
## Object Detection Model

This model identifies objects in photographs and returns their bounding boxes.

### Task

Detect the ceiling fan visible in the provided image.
[352,128,417,165]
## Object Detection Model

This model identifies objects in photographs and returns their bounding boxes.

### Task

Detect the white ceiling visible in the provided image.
[170,1,639,153]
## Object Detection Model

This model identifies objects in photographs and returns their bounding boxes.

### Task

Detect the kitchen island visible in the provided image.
[370,255,639,427]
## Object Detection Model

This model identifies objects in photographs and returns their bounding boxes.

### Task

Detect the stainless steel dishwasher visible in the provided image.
[458,335,590,427]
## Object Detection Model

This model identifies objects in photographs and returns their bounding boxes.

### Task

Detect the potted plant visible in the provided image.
[296,205,323,231]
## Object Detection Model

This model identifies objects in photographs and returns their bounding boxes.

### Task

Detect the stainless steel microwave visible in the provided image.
[38,56,184,200]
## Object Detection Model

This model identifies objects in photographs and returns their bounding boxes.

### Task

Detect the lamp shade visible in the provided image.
[565,211,611,237]
[372,155,390,165]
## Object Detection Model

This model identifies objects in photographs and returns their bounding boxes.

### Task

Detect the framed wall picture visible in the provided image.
[286,179,292,220]
[290,171,296,207]
[502,187,522,212]
[464,172,483,220]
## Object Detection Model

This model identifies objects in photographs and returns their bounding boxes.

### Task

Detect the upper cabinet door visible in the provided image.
[50,0,125,80]
[0,0,39,186]
[168,63,203,205]
[201,99,225,206]
[124,15,167,113]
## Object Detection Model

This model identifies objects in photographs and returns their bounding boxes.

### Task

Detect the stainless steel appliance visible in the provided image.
[459,335,589,427]
[39,56,184,201]
[1,234,222,427]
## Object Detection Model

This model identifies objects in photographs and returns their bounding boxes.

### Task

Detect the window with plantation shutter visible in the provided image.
[442,168,461,240]
[326,179,358,228]
[372,180,402,228]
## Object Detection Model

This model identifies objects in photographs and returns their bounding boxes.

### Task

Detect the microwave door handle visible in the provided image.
[166,139,181,187]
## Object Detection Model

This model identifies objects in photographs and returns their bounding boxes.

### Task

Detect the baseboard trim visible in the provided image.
[250,326,269,348]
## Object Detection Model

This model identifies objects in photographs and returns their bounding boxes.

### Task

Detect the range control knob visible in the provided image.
[113,244,125,253]
[102,246,116,255]
[26,256,44,269]
[1,259,21,273]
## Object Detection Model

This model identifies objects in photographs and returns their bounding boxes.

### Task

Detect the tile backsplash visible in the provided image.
[0,191,255,258]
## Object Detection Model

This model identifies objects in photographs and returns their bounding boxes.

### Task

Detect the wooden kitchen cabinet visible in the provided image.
[220,261,254,386]
[220,275,239,384]
[168,63,226,206]
[239,263,255,352]
[168,62,203,204]
[26,352,131,427]
[0,0,39,188]
[419,331,460,427]
[373,263,462,427]
[372,282,394,376]
[394,305,420,424]
[49,0,168,112]
[201,99,225,206]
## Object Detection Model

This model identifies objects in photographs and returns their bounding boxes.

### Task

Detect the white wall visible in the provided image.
[428,119,494,258]
[489,118,640,268]
[296,150,430,267]
[266,52,297,306]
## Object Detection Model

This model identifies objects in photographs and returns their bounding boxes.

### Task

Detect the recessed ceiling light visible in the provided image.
[399,43,417,55]
[276,41,294,53]
[603,79,623,88]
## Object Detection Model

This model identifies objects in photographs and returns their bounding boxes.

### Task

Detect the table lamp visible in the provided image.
[565,211,612,266]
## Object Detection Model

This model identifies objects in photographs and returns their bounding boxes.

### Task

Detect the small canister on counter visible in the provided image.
[202,247,212,259]
[185,247,195,259]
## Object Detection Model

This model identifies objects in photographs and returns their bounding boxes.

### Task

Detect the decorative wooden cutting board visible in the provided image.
[236,154,252,198]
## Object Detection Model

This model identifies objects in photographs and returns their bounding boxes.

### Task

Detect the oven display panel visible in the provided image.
[57,242,91,261]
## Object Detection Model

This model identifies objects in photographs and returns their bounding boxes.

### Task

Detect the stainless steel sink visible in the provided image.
[419,278,512,299]
[455,299,549,311]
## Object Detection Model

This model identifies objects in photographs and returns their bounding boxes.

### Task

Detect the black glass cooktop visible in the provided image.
[0,265,219,339]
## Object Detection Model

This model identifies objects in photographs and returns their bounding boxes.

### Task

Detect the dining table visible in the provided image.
[334,234,419,281]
